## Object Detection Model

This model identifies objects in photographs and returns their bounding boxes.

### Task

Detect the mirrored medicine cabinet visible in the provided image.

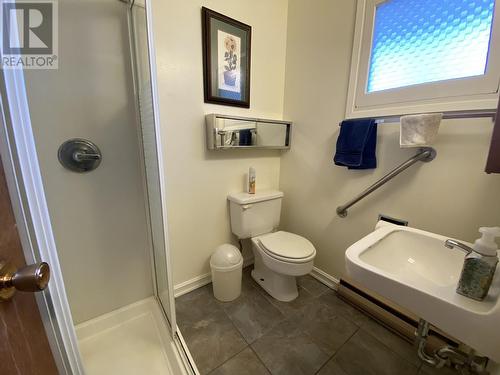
[205,114,292,150]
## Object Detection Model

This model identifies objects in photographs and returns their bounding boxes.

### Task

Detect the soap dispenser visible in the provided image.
[455,227,500,301]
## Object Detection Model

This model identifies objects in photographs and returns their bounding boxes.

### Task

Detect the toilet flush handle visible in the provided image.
[242,204,252,211]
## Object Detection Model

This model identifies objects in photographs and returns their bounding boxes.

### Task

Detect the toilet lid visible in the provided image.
[259,231,316,259]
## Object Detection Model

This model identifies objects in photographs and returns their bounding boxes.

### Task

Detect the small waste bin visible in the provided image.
[210,244,243,302]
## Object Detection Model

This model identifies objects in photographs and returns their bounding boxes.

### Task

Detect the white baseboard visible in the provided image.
[173,257,254,298]
[174,259,340,298]
[310,267,340,290]
[173,274,212,299]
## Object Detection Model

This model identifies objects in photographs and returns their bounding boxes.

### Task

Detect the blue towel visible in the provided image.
[334,119,377,169]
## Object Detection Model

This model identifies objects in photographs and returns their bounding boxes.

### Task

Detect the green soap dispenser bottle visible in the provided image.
[456,227,500,301]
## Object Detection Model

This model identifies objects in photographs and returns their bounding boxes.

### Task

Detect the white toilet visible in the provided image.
[228,190,316,301]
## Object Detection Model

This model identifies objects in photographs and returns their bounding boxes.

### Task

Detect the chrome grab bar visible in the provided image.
[336,147,436,218]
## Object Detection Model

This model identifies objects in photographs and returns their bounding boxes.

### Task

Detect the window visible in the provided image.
[346,0,500,118]
[368,0,495,93]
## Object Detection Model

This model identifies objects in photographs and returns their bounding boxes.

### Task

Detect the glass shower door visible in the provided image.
[130,0,176,332]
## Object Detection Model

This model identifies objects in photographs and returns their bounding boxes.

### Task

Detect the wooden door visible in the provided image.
[0,154,59,375]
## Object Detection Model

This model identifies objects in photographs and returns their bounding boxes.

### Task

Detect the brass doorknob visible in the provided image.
[0,260,50,301]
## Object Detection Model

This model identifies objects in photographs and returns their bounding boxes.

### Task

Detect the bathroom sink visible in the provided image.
[345,223,500,362]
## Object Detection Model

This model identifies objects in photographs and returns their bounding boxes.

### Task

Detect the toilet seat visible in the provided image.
[257,231,316,263]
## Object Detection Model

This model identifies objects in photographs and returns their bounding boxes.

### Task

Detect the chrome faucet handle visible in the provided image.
[58,139,102,173]
[444,239,473,255]
[73,151,101,161]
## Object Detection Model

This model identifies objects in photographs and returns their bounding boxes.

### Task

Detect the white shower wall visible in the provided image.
[24,0,153,323]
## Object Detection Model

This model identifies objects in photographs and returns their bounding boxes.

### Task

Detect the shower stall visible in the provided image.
[0,0,191,373]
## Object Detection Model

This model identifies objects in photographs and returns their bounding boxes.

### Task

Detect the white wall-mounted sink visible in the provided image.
[345,222,500,362]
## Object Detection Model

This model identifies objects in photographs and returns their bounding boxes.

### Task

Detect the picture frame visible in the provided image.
[202,7,252,108]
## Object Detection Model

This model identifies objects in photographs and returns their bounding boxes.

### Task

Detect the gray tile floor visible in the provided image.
[176,267,458,375]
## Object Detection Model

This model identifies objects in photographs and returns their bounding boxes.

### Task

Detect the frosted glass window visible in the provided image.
[367,0,496,93]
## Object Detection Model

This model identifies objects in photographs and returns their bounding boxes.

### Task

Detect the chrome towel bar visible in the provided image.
[372,109,496,124]
[336,147,436,218]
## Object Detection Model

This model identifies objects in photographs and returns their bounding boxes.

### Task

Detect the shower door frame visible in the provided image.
[128,1,199,372]
[127,0,178,336]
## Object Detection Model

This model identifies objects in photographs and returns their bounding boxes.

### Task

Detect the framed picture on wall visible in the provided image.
[202,7,251,108]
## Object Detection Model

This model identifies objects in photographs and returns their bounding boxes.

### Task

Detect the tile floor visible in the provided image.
[176,267,458,375]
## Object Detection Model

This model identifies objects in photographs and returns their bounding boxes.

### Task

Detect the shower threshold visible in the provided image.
[75,298,187,375]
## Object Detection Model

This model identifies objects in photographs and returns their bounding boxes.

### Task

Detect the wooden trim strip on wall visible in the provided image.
[485,98,500,173]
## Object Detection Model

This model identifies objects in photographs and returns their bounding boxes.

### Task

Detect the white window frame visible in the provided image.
[346,0,500,118]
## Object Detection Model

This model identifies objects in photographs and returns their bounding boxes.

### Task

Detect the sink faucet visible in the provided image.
[444,239,473,254]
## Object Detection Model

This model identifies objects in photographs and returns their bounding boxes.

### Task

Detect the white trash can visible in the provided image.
[210,244,243,302]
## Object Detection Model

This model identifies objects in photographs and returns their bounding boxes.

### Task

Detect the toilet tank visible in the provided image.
[228,190,284,239]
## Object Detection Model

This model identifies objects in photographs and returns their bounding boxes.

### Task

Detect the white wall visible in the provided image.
[280,0,500,280]
[150,0,289,285]
[24,0,153,323]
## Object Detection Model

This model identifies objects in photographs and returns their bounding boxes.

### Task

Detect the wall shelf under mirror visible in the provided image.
[205,114,292,150]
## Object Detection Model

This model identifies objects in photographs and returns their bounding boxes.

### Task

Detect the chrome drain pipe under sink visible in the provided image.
[415,319,489,374]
